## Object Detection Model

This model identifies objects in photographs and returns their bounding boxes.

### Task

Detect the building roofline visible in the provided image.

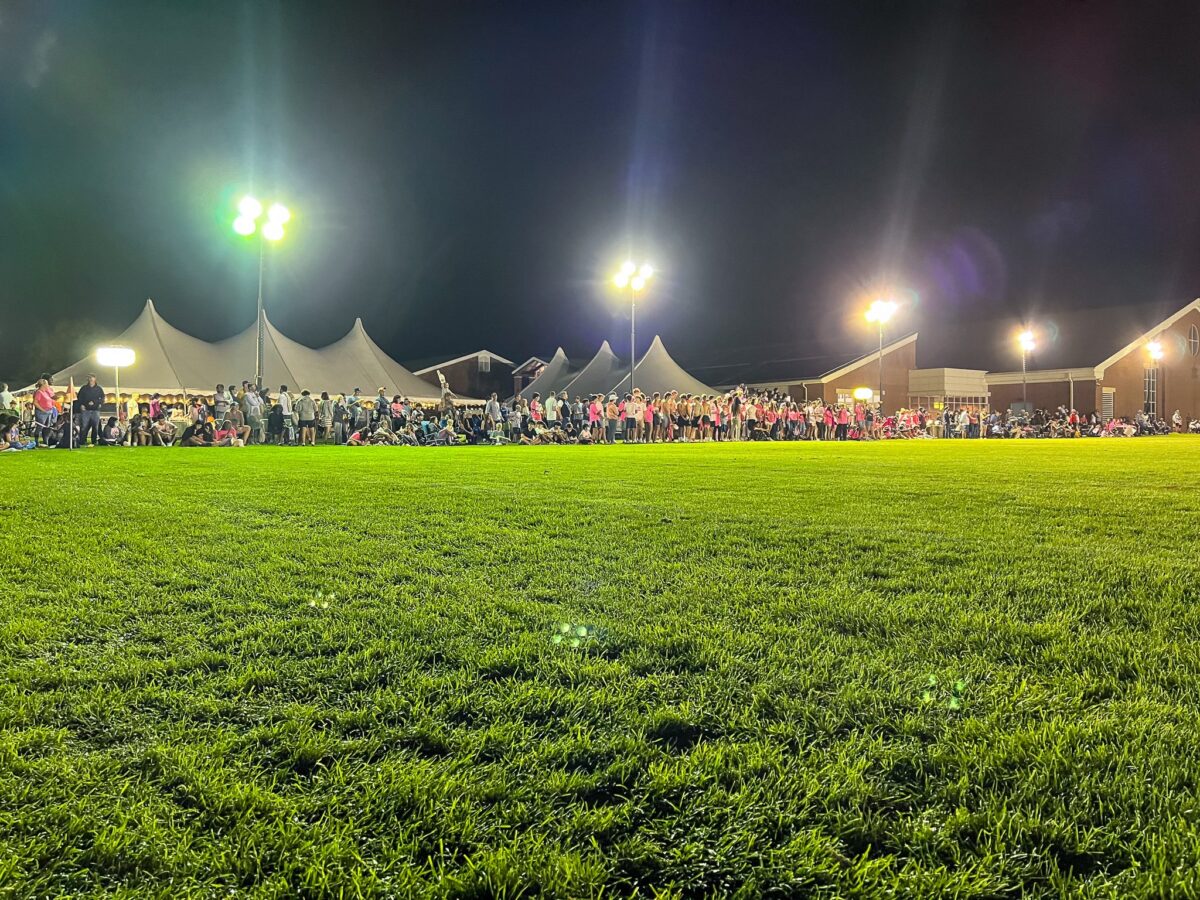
[818,332,919,383]
[1093,298,1200,377]
[511,356,548,375]
[411,350,514,375]
[985,367,1098,385]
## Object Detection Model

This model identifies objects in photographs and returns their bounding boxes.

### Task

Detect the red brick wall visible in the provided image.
[418,358,513,401]
[822,340,917,414]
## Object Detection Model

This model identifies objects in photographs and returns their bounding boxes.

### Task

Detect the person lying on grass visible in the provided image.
[214,420,245,447]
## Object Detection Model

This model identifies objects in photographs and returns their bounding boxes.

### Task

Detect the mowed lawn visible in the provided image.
[2,439,1200,899]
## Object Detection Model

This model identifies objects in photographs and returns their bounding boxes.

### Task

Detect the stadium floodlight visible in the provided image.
[96,346,135,422]
[864,298,900,411]
[612,259,655,395]
[232,194,291,388]
[238,196,263,219]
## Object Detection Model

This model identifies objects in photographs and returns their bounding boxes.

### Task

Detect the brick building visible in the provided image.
[409,350,514,400]
[691,333,918,414]
[985,299,1200,420]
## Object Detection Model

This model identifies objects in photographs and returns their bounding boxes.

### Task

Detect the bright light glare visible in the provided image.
[621,260,636,277]
[262,221,285,242]
[1147,340,1164,361]
[233,216,257,236]
[268,203,291,224]
[853,387,874,401]
[613,273,630,289]
[1018,330,1036,352]
[639,264,654,279]
[866,299,899,323]
[631,276,646,291]
[238,196,263,220]
[96,346,135,368]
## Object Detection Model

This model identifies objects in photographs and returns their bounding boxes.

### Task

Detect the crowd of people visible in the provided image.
[2,376,1197,452]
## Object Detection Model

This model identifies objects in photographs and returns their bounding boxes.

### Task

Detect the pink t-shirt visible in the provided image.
[34,387,55,411]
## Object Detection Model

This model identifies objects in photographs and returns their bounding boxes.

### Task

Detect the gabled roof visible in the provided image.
[608,336,715,397]
[562,341,626,397]
[688,332,918,389]
[817,332,918,383]
[409,350,514,375]
[1094,298,1200,377]
[511,356,548,376]
[518,348,577,399]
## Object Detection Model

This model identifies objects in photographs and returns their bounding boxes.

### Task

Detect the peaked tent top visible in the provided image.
[49,298,226,393]
[562,340,626,397]
[316,318,464,402]
[608,335,715,397]
[518,347,577,400]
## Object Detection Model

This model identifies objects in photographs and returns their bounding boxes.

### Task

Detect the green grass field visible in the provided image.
[2,439,1200,898]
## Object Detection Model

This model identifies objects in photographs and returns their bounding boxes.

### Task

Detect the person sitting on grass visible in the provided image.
[345,427,366,446]
[225,403,251,444]
[214,420,245,447]
[99,417,123,446]
[149,414,176,446]
[369,421,401,445]
[179,420,213,446]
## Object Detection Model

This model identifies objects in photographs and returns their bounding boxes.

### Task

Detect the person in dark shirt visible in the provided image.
[76,375,105,446]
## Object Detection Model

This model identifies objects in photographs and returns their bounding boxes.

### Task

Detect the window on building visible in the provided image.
[477,354,491,374]
[1189,324,1199,357]
[1143,366,1158,417]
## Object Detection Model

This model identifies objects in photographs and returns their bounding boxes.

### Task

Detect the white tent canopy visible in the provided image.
[517,347,577,400]
[608,335,715,397]
[45,299,459,402]
[563,341,626,398]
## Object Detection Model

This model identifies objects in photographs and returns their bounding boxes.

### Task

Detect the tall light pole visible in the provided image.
[613,261,654,394]
[96,346,135,425]
[865,299,898,411]
[1018,329,1036,404]
[233,197,290,389]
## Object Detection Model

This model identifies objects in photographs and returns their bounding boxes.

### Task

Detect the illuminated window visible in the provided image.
[1144,366,1158,417]
[478,354,491,373]
[1189,324,1199,357]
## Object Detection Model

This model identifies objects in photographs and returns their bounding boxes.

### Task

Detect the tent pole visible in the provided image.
[630,286,636,397]
[255,238,265,391]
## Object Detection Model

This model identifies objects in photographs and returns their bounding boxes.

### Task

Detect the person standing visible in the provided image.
[294,389,317,446]
[77,375,105,446]
[278,385,294,444]
[0,383,14,412]
[484,393,502,432]
[319,391,334,442]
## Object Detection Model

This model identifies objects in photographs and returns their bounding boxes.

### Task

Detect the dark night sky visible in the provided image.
[3,0,1200,380]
